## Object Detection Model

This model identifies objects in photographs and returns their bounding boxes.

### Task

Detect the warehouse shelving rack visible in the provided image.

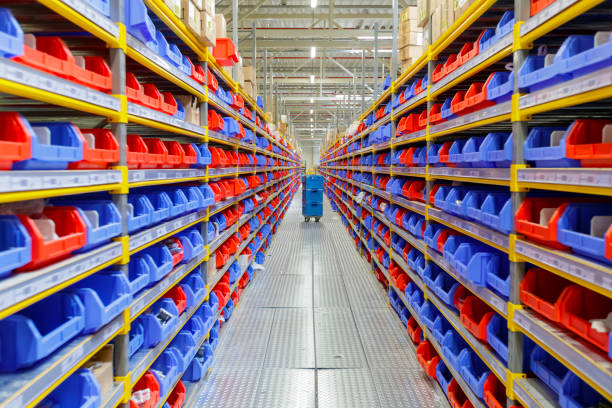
[0,1,301,407]
[321,0,612,407]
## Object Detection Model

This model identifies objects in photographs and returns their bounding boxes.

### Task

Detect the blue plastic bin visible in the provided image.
[524,126,579,167]
[178,229,204,262]
[557,33,612,79]
[434,272,460,308]
[0,8,23,58]
[480,132,512,167]
[182,186,204,212]
[41,368,101,408]
[125,0,157,49]
[183,314,204,341]
[423,262,442,288]
[169,331,197,372]
[445,187,470,216]
[151,349,180,397]
[448,140,469,167]
[156,30,182,67]
[463,191,487,222]
[478,28,496,52]
[557,203,612,263]
[181,273,206,309]
[208,291,219,314]
[559,372,607,408]
[442,331,469,369]
[13,122,84,170]
[193,145,212,168]
[420,302,440,330]
[518,54,569,92]
[459,350,490,398]
[224,297,235,320]
[0,215,31,277]
[433,315,453,344]
[70,270,132,333]
[68,200,122,253]
[0,292,85,371]
[485,254,510,297]
[441,97,457,120]
[209,321,219,350]
[480,192,512,234]
[127,194,154,232]
[183,343,214,381]
[424,223,444,248]
[143,190,172,224]
[129,318,144,357]
[141,298,179,348]
[142,245,173,283]
[196,302,214,330]
[530,346,569,395]
[437,361,453,394]
[486,71,513,103]
[165,188,188,217]
[128,255,151,294]
[453,241,499,285]
[486,314,509,363]
[462,137,493,168]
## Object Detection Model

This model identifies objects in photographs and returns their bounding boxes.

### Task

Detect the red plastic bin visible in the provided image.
[483,374,505,408]
[451,91,468,114]
[460,296,495,341]
[0,112,33,170]
[559,285,612,354]
[18,206,87,271]
[142,138,168,168]
[126,72,144,103]
[416,340,440,378]
[210,147,229,167]
[206,68,218,92]
[167,380,186,408]
[14,35,73,80]
[212,38,239,66]
[208,110,224,132]
[565,119,612,167]
[515,197,575,249]
[465,82,495,112]
[448,379,474,408]
[181,143,198,166]
[131,372,160,408]
[161,141,184,168]
[160,92,178,116]
[68,129,119,169]
[142,83,162,110]
[531,0,555,15]
[429,103,445,124]
[163,237,184,266]
[164,285,187,314]
[72,56,112,92]
[520,268,571,322]
[407,316,422,344]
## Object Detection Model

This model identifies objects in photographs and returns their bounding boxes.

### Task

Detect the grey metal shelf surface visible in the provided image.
[129,210,207,252]
[101,382,125,408]
[0,315,124,408]
[128,169,205,184]
[0,169,122,195]
[55,0,120,40]
[0,241,123,317]
[393,128,427,145]
[516,168,612,190]
[429,101,512,136]
[0,58,121,112]
[519,0,580,37]
[127,102,205,135]
[393,167,427,177]
[514,377,560,408]
[428,167,510,183]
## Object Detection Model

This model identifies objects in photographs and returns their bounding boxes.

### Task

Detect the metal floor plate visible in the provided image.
[191,192,448,408]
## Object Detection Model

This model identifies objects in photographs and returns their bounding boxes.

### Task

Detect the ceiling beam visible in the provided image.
[239,39,392,49]
[241,13,392,20]
[237,28,391,39]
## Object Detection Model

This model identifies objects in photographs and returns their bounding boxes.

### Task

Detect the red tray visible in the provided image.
[164,285,187,314]
[407,316,422,344]
[515,198,574,249]
[565,119,612,167]
[416,340,440,378]
[460,296,495,341]
[429,103,445,124]
[0,112,33,170]
[160,92,178,116]
[448,379,474,408]
[520,268,570,322]
[69,128,119,170]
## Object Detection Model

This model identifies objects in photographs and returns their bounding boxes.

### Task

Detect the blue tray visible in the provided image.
[458,350,490,398]
[0,215,31,277]
[127,194,154,233]
[142,245,173,283]
[141,298,179,348]
[125,0,157,49]
[442,331,469,370]
[151,348,180,397]
[184,343,214,382]
[181,273,206,309]
[530,346,568,396]
[480,192,512,234]
[524,126,580,167]
[480,132,512,168]
[0,8,23,59]
[69,200,122,253]
[178,229,204,262]
[434,272,460,309]
[129,318,144,357]
[13,122,84,170]
[41,368,100,408]
[557,203,612,264]
[433,315,452,344]
[169,331,197,372]
[437,361,453,395]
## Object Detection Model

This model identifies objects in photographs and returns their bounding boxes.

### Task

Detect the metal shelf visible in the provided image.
[0,169,122,203]
[100,382,125,408]
[0,58,121,120]
[0,314,124,408]
[392,166,427,178]
[129,210,207,253]
[128,169,205,187]
[513,307,612,401]
[428,102,512,139]
[513,377,560,408]
[516,168,612,196]
[428,207,509,253]
[126,34,206,100]
[127,102,205,138]
[394,92,428,118]
[0,241,122,320]
[514,238,612,298]
[428,167,510,186]
[393,129,427,146]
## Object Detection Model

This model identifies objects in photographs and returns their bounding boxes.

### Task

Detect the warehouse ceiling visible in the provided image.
[217,0,404,149]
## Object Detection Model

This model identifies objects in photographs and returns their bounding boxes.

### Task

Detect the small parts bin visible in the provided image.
[131,372,160,408]
[41,368,101,408]
[17,206,87,271]
[184,344,214,381]
[459,350,490,398]
[483,374,506,408]
[68,128,120,170]
[437,361,454,395]
[70,270,132,333]
[520,268,570,322]
[557,202,612,263]
[416,340,440,379]
[0,215,32,277]
[141,298,179,348]
[0,8,23,59]
[0,292,85,371]
[167,381,186,408]
[448,379,474,408]
[13,35,112,92]
[169,332,196,372]
[459,296,495,341]
[515,197,574,249]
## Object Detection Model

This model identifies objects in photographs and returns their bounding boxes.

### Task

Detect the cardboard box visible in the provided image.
[214,14,226,38]
[192,0,202,9]
[175,95,200,125]
[454,0,475,20]
[399,6,418,23]
[166,0,181,16]
[442,0,455,35]
[243,66,256,84]
[400,45,423,61]
[83,345,113,396]
[200,11,216,46]
[417,0,429,27]
[203,0,214,15]
[181,0,201,36]
[399,30,424,48]
[431,7,442,44]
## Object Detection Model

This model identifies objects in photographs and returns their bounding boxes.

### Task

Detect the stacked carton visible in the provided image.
[399,7,424,69]
[176,0,216,46]
[419,0,472,45]
[243,66,257,99]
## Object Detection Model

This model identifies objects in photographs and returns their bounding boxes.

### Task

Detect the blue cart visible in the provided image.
[302,174,323,222]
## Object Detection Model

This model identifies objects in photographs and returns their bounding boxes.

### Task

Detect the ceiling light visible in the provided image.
[310,98,314,103]
[310,118,313,122]
[310,109,313,114]
[310,46,316,58]
[357,35,393,40]
[311,0,317,7]
[310,74,315,84]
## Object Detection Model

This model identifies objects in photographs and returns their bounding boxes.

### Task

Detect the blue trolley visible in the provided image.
[302,174,323,222]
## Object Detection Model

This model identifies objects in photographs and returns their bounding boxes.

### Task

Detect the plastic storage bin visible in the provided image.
[70,270,131,333]
[416,340,440,378]
[459,350,490,398]
[0,8,23,59]
[141,298,179,348]
[129,318,144,357]
[460,296,495,341]
[169,331,197,372]
[442,331,469,369]
[0,215,32,277]
[66,200,122,253]
[0,292,85,371]
[41,368,101,408]
[69,128,119,170]
[131,372,160,408]
[151,349,180,397]
[557,202,612,263]
[520,268,570,322]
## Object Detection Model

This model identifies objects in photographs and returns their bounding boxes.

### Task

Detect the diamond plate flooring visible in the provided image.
[190,191,447,408]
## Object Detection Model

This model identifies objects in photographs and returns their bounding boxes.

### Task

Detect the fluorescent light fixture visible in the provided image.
[310,98,314,103]
[310,118,313,122]
[311,0,317,7]
[310,46,316,58]
[310,74,315,84]
[310,109,313,114]
[357,35,393,40]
